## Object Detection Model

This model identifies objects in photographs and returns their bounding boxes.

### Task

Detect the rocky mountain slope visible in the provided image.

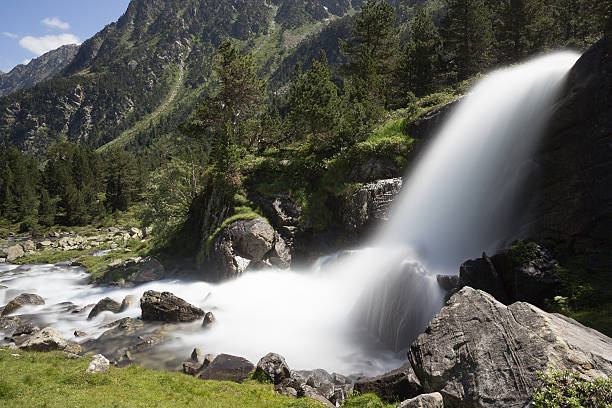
[0,44,79,98]
[0,0,365,156]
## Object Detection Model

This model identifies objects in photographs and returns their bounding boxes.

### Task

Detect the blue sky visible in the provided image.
[0,0,131,73]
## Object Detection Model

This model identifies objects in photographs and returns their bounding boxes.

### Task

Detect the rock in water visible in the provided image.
[2,293,45,316]
[396,393,444,408]
[88,297,122,320]
[87,354,110,373]
[202,312,216,328]
[354,363,422,402]
[20,327,67,352]
[408,287,612,408]
[198,354,255,383]
[255,353,291,384]
[140,291,204,322]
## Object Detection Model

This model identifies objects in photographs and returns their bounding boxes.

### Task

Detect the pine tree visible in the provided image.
[443,0,495,79]
[38,189,55,227]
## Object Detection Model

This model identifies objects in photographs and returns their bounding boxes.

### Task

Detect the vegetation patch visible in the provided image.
[508,240,539,265]
[533,370,612,408]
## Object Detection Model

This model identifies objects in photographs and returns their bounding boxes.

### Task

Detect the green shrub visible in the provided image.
[343,393,395,408]
[533,370,612,408]
[508,239,539,265]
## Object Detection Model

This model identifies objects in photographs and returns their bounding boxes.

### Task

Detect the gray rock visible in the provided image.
[0,316,21,334]
[21,240,35,252]
[140,291,204,322]
[408,287,612,408]
[198,354,254,383]
[202,311,216,328]
[20,327,67,352]
[2,293,45,316]
[260,193,302,226]
[86,354,110,373]
[267,233,291,269]
[354,362,422,402]
[340,178,403,232]
[12,322,39,337]
[396,393,444,408]
[87,297,122,320]
[129,257,165,283]
[191,348,202,363]
[255,352,291,384]
[6,245,25,261]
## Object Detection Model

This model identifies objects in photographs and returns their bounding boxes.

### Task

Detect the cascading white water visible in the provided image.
[0,52,579,376]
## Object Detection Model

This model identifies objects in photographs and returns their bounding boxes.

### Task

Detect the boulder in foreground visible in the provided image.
[198,354,255,383]
[354,362,422,402]
[408,287,612,408]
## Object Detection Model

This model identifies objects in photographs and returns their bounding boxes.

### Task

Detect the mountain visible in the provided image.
[0,0,363,156]
[0,44,80,98]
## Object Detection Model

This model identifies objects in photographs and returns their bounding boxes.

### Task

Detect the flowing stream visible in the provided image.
[0,52,579,376]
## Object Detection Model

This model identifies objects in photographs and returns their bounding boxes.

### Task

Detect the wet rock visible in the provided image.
[119,295,136,312]
[191,348,202,363]
[408,287,612,408]
[6,245,25,261]
[354,363,422,402]
[140,291,204,322]
[74,330,87,337]
[12,322,39,337]
[87,354,110,373]
[129,257,165,283]
[255,352,291,384]
[198,354,255,383]
[2,293,45,316]
[20,327,67,352]
[87,297,122,320]
[202,312,216,328]
[396,392,444,408]
[0,316,21,333]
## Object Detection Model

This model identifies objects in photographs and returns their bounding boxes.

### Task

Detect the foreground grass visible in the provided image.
[0,349,324,408]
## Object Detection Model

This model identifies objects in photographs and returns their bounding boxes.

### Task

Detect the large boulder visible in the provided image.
[396,393,444,408]
[5,245,24,261]
[529,38,612,255]
[140,291,204,322]
[20,327,67,352]
[354,363,422,402]
[208,218,291,281]
[198,354,255,383]
[2,293,45,316]
[340,178,403,233]
[408,287,612,408]
[87,297,122,320]
[255,352,291,384]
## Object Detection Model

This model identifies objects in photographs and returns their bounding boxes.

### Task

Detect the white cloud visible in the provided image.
[19,34,80,56]
[2,32,18,39]
[22,59,32,65]
[41,17,70,30]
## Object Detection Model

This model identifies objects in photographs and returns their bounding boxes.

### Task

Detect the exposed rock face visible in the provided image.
[208,218,291,281]
[88,297,122,320]
[259,193,302,227]
[86,354,110,373]
[340,178,403,232]
[0,44,79,97]
[354,363,422,402]
[2,293,45,316]
[396,393,444,408]
[20,327,67,352]
[255,353,291,384]
[198,354,255,383]
[129,257,165,283]
[140,291,204,322]
[408,287,612,408]
[530,38,612,255]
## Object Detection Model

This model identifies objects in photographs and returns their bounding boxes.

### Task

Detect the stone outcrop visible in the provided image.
[354,363,422,402]
[396,393,444,408]
[140,291,204,322]
[340,178,403,232]
[254,353,291,384]
[2,293,45,316]
[408,287,612,408]
[530,38,612,255]
[198,354,255,383]
[207,218,291,281]
[88,297,122,320]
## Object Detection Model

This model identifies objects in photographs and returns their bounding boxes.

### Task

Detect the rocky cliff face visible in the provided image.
[0,45,79,97]
[529,38,612,255]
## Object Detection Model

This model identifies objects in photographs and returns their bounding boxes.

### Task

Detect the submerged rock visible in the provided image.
[140,291,204,322]
[2,293,45,316]
[198,354,255,383]
[408,287,612,408]
[354,362,422,402]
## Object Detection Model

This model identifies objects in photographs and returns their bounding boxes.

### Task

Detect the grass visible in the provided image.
[0,348,324,408]
[201,207,265,260]
[12,247,105,265]
[343,394,396,408]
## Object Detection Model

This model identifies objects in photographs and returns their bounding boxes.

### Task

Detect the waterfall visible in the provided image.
[0,52,580,376]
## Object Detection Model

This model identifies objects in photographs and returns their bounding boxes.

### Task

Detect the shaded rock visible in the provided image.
[202,311,216,328]
[436,274,460,292]
[267,233,292,269]
[140,291,204,322]
[396,392,444,408]
[20,327,67,352]
[459,252,509,303]
[198,354,254,383]
[340,178,403,233]
[255,352,291,384]
[129,257,165,283]
[183,361,204,376]
[355,362,422,402]
[349,158,399,182]
[6,245,24,261]
[191,348,202,362]
[86,354,110,373]
[408,287,612,408]
[405,98,462,140]
[2,293,45,316]
[260,193,302,227]
[88,297,122,320]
